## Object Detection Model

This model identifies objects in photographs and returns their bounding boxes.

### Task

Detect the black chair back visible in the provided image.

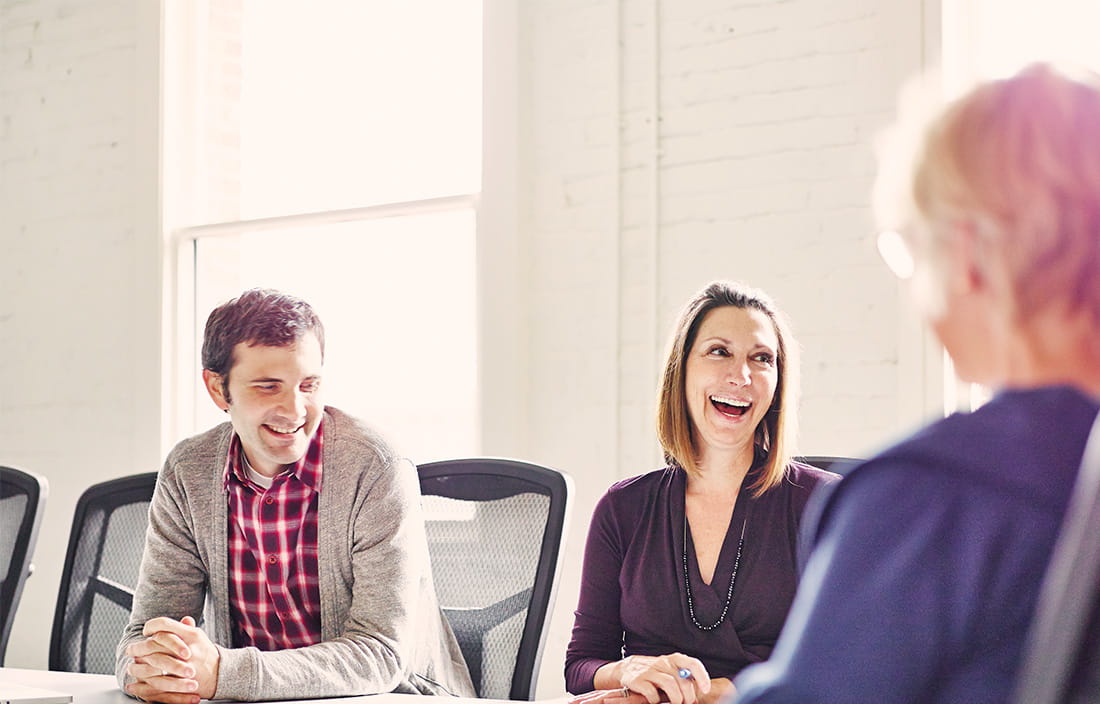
[1012,412,1100,703]
[50,472,157,673]
[795,455,863,475]
[0,465,47,665]
[418,458,572,700]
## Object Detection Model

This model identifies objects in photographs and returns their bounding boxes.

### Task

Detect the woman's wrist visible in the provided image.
[700,677,733,704]
[593,660,625,690]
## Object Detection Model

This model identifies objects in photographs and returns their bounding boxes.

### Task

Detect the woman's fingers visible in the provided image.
[626,678,665,704]
[569,690,615,704]
[569,688,651,704]
[620,653,714,704]
[667,653,712,694]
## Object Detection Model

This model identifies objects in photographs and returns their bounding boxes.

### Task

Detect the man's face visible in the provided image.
[202,332,324,477]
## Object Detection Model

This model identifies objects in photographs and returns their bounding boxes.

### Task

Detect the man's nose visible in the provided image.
[278,387,307,419]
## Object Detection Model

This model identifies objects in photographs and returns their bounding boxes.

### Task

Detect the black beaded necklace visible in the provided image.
[682,514,747,631]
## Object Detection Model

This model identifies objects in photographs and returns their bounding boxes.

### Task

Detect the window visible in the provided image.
[165,0,482,463]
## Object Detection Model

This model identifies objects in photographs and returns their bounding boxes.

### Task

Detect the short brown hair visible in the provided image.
[201,288,325,400]
[656,281,799,496]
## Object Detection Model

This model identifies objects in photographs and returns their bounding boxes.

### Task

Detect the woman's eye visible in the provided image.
[707,347,729,357]
[754,353,775,365]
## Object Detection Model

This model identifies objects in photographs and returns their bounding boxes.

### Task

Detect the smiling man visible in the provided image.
[115,289,474,704]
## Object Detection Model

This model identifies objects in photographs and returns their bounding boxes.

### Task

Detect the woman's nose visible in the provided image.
[726,359,752,385]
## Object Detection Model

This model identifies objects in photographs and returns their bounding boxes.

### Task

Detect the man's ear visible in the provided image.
[202,369,230,412]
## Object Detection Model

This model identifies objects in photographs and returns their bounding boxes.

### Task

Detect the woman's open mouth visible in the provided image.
[710,395,751,418]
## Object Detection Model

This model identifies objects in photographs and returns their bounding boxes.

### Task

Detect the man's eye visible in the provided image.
[256,384,277,391]
[301,381,320,393]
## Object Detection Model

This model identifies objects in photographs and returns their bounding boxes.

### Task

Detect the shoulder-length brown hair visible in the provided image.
[656,281,800,496]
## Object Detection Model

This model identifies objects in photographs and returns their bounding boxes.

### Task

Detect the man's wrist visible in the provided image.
[203,644,223,699]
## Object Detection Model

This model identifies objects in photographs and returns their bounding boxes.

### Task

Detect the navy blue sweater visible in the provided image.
[735,386,1099,704]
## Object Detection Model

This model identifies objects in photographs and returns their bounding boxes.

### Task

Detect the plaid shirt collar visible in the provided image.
[222,418,324,494]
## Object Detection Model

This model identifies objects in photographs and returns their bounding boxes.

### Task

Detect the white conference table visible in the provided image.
[0,669,549,704]
[0,668,128,704]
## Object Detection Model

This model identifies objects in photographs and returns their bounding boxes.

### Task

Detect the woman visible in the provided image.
[734,64,1100,703]
[565,281,839,704]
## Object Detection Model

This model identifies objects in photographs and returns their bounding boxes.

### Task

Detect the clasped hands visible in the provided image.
[125,615,220,704]
[572,654,733,704]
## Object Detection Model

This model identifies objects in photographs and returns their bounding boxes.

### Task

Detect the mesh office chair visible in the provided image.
[1012,411,1100,704]
[50,472,158,673]
[0,465,48,666]
[795,455,863,476]
[418,458,572,700]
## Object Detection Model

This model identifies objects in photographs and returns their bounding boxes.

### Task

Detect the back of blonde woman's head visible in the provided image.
[876,63,1100,324]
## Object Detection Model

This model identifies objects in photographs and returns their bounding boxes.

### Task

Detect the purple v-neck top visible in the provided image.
[565,462,838,693]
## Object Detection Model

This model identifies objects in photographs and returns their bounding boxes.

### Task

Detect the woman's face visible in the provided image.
[684,305,780,465]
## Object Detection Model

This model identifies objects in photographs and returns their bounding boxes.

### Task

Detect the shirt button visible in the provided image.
[267,554,278,564]
[265,496,275,505]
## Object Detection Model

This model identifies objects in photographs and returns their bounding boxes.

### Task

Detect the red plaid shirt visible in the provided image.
[224,421,324,650]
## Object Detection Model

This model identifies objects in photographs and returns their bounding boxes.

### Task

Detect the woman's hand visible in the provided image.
[593,654,712,704]
[568,687,640,704]
[699,677,734,704]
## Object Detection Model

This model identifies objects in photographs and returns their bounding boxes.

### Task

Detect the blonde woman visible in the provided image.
[566,281,838,704]
[735,64,1100,704]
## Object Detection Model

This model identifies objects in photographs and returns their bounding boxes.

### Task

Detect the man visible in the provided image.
[732,64,1100,702]
[116,289,474,703]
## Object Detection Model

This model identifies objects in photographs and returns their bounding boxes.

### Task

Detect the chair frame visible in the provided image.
[49,472,158,672]
[418,457,572,701]
[795,455,863,475]
[1012,412,1100,703]
[0,465,48,666]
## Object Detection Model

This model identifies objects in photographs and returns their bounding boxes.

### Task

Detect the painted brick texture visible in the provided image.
[511,0,930,696]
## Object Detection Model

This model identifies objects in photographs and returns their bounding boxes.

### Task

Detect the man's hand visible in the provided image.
[125,616,220,704]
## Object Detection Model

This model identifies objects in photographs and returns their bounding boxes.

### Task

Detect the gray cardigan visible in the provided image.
[116,407,474,700]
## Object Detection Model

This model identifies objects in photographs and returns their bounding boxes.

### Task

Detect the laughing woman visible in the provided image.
[565,281,839,704]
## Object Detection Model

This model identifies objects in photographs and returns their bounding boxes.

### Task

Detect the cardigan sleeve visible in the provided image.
[115,457,212,691]
[565,489,628,694]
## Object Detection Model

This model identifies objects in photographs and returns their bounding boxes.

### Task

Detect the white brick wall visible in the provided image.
[0,0,938,689]
[482,0,936,696]
[0,0,162,669]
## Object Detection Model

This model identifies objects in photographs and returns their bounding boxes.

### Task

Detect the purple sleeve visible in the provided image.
[734,466,954,702]
[564,490,627,694]
[734,462,1043,703]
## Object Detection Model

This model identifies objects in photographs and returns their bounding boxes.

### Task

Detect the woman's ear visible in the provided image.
[947,220,990,294]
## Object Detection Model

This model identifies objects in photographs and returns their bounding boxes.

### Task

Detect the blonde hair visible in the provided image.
[876,63,1100,324]
[656,281,800,497]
